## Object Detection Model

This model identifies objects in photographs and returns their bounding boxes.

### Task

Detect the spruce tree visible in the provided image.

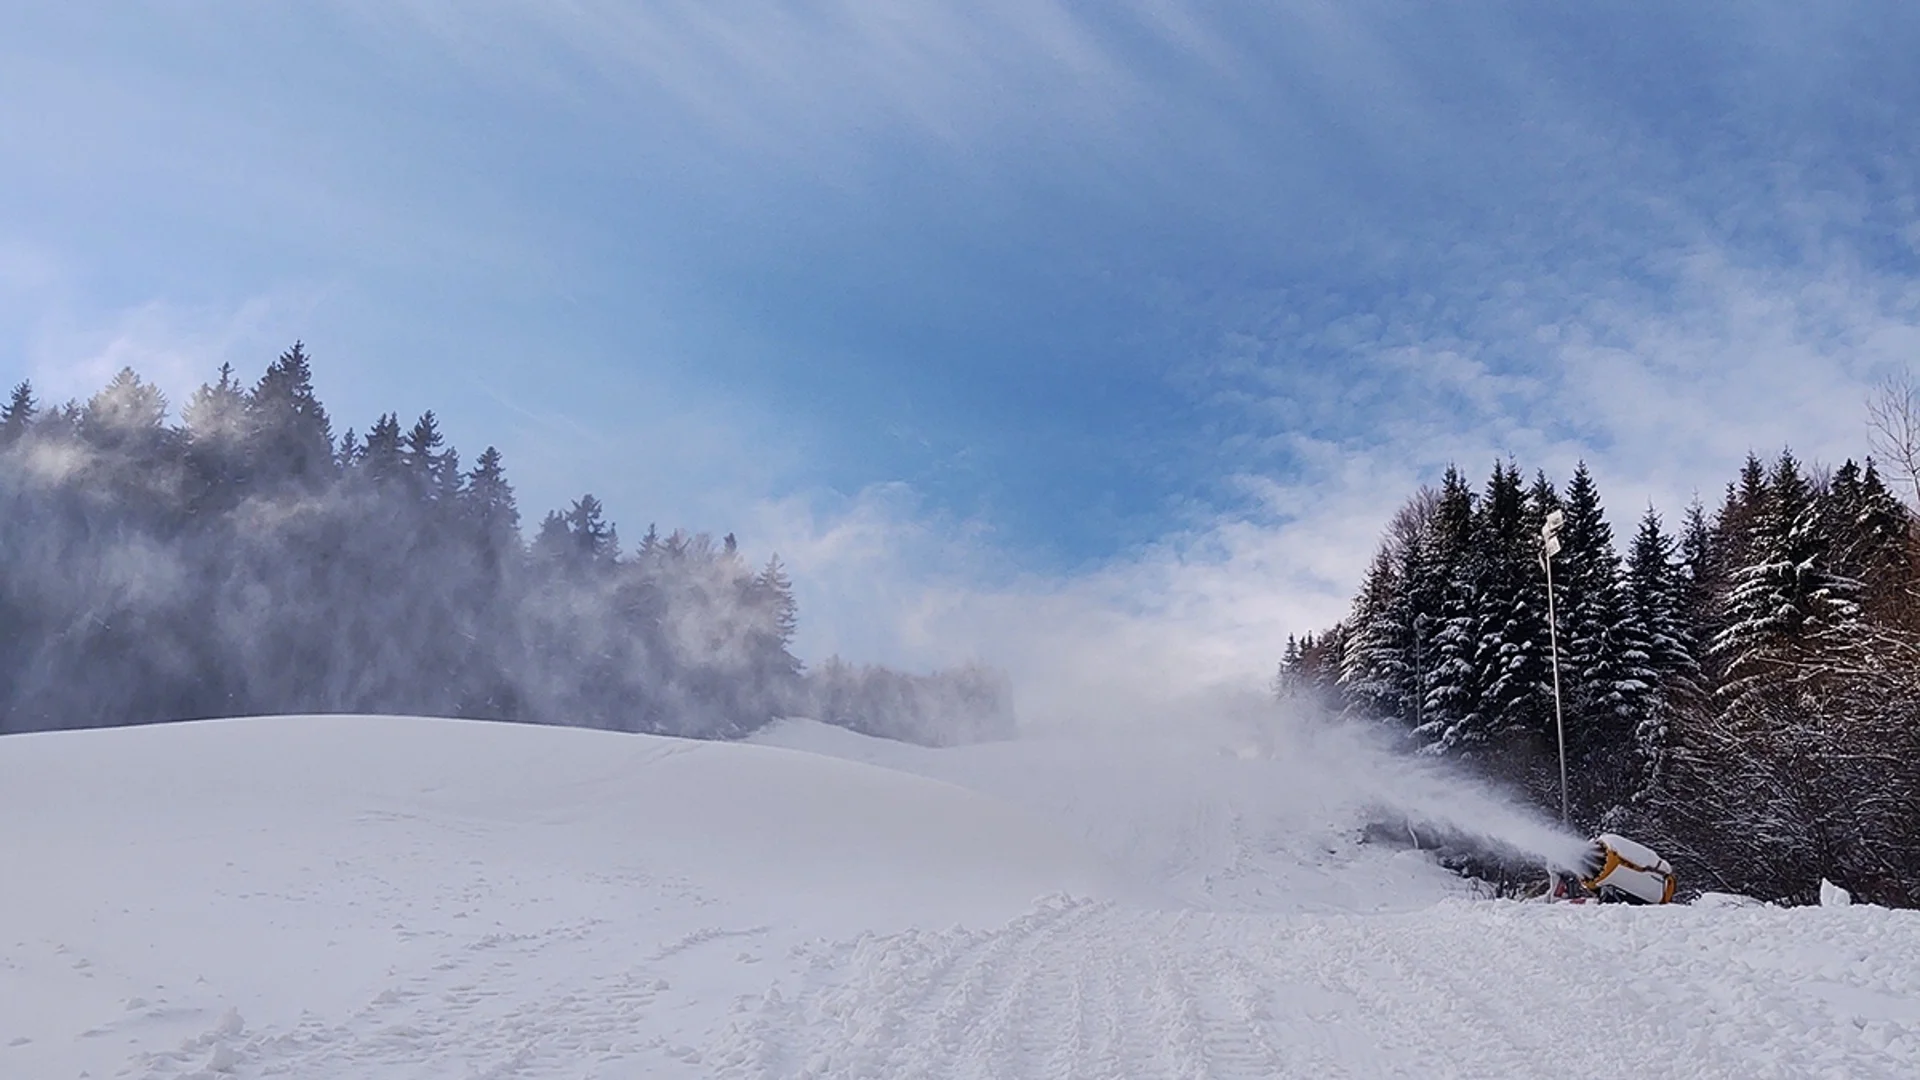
[1506,470,1564,743]
[183,364,246,440]
[182,363,252,509]
[1,380,37,446]
[1339,545,1411,721]
[1677,497,1716,647]
[1308,622,1350,707]
[533,509,571,563]
[248,342,334,488]
[462,446,521,564]
[404,412,462,503]
[359,413,406,485]
[1712,448,1858,701]
[1395,511,1436,732]
[1416,466,1480,750]
[1469,461,1540,745]
[1554,463,1637,822]
[755,556,800,653]
[1710,456,1769,601]
[563,494,619,566]
[82,368,170,449]
[1828,459,1915,626]
[636,523,662,560]
[1275,636,1304,701]
[1621,506,1697,801]
[334,428,360,471]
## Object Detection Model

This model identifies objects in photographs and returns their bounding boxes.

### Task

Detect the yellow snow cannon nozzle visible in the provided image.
[1578,833,1677,904]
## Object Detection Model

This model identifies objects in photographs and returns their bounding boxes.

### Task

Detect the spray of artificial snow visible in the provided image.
[1020,682,1597,877]
[1257,700,1596,872]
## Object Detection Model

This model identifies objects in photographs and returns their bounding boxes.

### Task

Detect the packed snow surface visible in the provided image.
[4,714,1917,1078]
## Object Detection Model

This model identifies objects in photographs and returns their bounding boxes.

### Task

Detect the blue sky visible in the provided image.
[6,3,1920,709]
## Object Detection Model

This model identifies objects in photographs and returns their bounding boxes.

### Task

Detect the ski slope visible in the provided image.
[4,714,1918,1079]
[749,718,1481,914]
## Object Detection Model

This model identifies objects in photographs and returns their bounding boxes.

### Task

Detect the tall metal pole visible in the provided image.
[1541,509,1569,826]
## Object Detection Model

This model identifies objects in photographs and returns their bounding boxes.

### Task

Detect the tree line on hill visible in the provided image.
[0,345,1011,745]
[1278,433,1920,907]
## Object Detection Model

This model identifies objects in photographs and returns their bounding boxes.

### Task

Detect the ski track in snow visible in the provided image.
[7,716,1920,1079]
[712,899,1920,1080]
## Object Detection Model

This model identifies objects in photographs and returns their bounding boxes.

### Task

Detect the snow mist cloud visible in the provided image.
[750,487,1595,872]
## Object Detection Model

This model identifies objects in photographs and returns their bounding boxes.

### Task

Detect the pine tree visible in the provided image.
[1,381,37,446]
[1712,448,1858,701]
[1339,545,1411,720]
[1279,629,1347,708]
[181,363,252,510]
[1550,463,1638,822]
[1724,453,1769,552]
[183,364,246,441]
[1621,506,1698,800]
[635,523,663,561]
[741,553,804,729]
[755,556,800,652]
[1505,471,1564,741]
[462,446,521,562]
[359,413,406,485]
[1677,497,1716,643]
[1416,466,1480,750]
[404,412,462,502]
[334,428,360,471]
[248,342,334,488]
[1307,623,1350,706]
[1471,461,1550,748]
[1274,636,1305,701]
[1395,512,1436,731]
[1337,484,1448,729]
[1559,465,1632,709]
[1625,508,1699,690]
[1826,459,1915,627]
[533,509,571,562]
[82,368,170,447]
[563,494,619,565]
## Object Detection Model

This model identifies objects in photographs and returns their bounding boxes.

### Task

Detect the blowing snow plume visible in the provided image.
[1293,714,1599,876]
[758,686,1594,913]
[957,588,1594,882]
[1186,690,1596,876]
[763,493,1598,898]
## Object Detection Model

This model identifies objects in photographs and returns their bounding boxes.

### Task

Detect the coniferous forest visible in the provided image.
[1278,445,1920,907]
[0,345,1011,746]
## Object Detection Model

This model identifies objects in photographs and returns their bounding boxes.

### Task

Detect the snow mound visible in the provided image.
[2,714,1114,914]
[0,715,1115,1079]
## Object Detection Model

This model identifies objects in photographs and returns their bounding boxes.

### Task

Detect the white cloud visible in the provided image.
[745,472,1391,735]
[1523,248,1920,516]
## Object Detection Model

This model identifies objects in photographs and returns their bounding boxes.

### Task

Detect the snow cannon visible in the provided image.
[1574,833,1676,905]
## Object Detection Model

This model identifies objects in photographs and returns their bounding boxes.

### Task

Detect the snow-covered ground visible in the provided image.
[4,714,1917,1079]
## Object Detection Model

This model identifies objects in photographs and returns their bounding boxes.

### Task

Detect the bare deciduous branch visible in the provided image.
[1866,368,1920,509]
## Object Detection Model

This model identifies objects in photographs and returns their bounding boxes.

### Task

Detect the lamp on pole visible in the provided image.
[1541,508,1569,826]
